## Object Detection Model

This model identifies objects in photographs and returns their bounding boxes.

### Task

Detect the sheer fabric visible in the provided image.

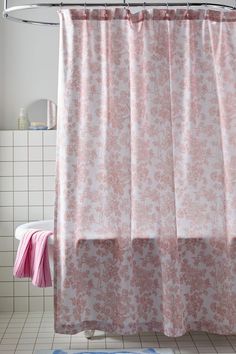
[55,8,236,336]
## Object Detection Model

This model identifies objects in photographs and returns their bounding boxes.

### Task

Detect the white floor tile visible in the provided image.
[106,342,124,349]
[0,311,235,354]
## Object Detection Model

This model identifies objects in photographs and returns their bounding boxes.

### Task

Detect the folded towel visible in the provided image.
[14,229,53,287]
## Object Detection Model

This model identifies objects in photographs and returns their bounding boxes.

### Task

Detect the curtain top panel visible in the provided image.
[60,8,236,22]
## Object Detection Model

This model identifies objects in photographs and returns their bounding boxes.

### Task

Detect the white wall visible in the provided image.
[0,0,234,130]
[0,0,59,130]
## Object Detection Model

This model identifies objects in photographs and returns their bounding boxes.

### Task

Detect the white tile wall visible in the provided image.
[0,130,56,312]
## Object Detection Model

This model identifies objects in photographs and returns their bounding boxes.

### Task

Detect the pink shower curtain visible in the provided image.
[55,8,236,336]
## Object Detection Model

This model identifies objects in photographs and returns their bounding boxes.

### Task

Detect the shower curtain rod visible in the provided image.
[3,0,236,26]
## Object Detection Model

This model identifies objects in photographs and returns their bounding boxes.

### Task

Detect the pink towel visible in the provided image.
[14,229,53,287]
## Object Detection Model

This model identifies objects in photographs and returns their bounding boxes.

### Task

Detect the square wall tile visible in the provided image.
[0,267,13,281]
[44,191,55,206]
[29,283,43,297]
[0,297,13,312]
[43,176,55,191]
[0,132,13,146]
[29,162,42,176]
[0,192,13,206]
[44,297,54,311]
[29,297,43,311]
[0,147,13,162]
[29,131,42,146]
[14,192,28,207]
[14,282,29,296]
[29,191,43,206]
[0,207,13,221]
[0,237,13,251]
[44,287,53,296]
[0,222,13,236]
[14,297,28,312]
[0,252,13,266]
[14,147,28,162]
[0,177,13,191]
[14,131,28,146]
[44,161,55,176]
[14,207,28,221]
[43,206,54,219]
[14,162,28,176]
[0,282,13,296]
[0,162,13,177]
[43,147,56,161]
[29,207,43,221]
[14,177,28,191]
[29,147,42,161]
[43,131,56,146]
[29,176,43,191]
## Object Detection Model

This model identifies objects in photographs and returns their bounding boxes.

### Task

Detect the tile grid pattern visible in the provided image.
[0,130,56,312]
[0,312,236,354]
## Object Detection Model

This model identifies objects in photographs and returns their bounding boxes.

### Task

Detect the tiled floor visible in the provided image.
[0,312,236,354]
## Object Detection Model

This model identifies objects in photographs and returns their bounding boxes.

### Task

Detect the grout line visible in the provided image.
[154,331,160,348]
[0,312,14,344]
[12,131,15,313]
[0,295,54,299]
[0,145,56,148]
[206,332,219,353]
[42,131,46,312]
[13,311,30,353]
[0,175,55,177]
[0,159,56,162]
[69,333,72,350]
[51,322,57,351]
[32,311,44,353]
[27,131,30,312]
[188,332,200,353]
[0,204,54,208]
[139,333,143,348]
[225,335,236,352]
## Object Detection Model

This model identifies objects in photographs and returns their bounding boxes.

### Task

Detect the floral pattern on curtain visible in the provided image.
[55,8,236,336]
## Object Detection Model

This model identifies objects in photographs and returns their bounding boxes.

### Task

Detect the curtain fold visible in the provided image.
[55,8,236,336]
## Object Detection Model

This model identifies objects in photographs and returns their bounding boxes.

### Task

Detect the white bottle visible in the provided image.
[18,108,29,130]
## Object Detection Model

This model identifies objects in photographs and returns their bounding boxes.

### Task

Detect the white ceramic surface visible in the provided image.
[15,219,54,273]
[15,219,54,244]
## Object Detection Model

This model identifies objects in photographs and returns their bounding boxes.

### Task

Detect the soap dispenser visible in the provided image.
[17,107,29,130]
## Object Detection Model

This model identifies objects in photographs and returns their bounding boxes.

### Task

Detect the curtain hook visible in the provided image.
[166,1,169,11]
[143,1,146,10]
[126,1,130,11]
[83,1,87,18]
[59,2,63,13]
[187,1,190,11]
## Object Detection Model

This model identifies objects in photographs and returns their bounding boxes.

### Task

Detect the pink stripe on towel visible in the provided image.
[14,230,53,287]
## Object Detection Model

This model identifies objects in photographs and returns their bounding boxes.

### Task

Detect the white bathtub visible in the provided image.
[15,219,54,272]
[15,220,95,339]
[15,219,54,243]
